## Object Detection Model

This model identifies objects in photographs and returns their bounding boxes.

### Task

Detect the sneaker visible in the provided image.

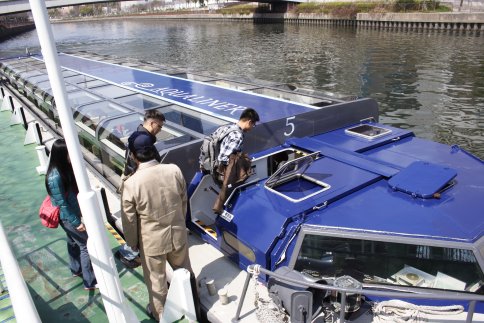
[84,284,99,291]
[115,250,141,269]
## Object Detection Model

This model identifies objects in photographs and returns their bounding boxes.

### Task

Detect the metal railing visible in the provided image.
[0,221,41,323]
[234,264,484,323]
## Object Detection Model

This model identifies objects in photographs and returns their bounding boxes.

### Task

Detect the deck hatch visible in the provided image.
[265,152,331,202]
[345,124,391,140]
[388,161,457,199]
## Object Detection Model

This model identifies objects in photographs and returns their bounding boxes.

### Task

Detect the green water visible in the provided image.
[0,106,152,321]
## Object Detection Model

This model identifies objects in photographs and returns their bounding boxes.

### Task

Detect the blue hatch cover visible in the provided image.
[388,161,457,199]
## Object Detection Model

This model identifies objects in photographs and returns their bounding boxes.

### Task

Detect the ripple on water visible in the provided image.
[1,21,483,159]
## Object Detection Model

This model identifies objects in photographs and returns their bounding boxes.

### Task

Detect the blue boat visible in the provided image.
[2,51,484,322]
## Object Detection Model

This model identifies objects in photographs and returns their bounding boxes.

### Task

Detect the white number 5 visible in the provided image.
[284,116,295,136]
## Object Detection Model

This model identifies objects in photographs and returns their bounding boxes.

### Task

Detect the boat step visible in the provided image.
[105,222,126,245]
[194,219,217,240]
[0,294,10,301]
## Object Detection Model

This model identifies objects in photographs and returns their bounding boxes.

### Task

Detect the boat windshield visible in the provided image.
[294,234,484,294]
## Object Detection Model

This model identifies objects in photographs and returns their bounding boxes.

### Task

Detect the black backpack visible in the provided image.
[199,124,242,174]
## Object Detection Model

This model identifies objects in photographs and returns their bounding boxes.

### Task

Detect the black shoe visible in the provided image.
[115,250,140,269]
[146,304,156,321]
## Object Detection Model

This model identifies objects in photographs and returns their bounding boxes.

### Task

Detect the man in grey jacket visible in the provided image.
[121,131,193,321]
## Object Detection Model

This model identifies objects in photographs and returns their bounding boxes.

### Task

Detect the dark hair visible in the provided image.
[144,110,165,123]
[240,108,260,123]
[133,147,156,163]
[45,139,78,196]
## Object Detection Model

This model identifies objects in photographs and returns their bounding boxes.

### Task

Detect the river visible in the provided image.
[2,19,483,158]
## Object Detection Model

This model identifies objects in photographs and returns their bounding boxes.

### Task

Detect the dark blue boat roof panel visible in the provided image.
[365,136,484,171]
[299,133,484,243]
[227,187,289,254]
[46,53,315,123]
[311,123,413,152]
[229,157,382,253]
[387,161,457,199]
[245,124,484,245]
[305,177,484,243]
[287,137,401,178]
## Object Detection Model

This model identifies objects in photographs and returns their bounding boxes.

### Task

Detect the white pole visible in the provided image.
[27,1,138,322]
[0,221,41,323]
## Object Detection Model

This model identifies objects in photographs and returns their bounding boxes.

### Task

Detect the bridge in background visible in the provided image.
[0,0,132,15]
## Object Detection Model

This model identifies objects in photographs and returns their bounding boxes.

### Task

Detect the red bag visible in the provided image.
[39,195,60,228]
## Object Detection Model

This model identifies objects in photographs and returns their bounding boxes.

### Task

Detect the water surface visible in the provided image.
[2,19,483,158]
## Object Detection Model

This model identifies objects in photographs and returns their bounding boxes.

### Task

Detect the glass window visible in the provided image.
[98,112,197,155]
[84,79,108,89]
[294,234,484,294]
[23,58,41,65]
[265,152,329,202]
[152,126,195,152]
[205,79,253,91]
[223,231,256,262]
[20,70,44,78]
[98,114,143,152]
[31,62,46,69]
[159,105,226,135]
[89,84,135,99]
[34,87,47,100]
[1,58,23,66]
[64,74,95,85]
[24,82,36,93]
[61,70,78,78]
[97,114,143,177]
[26,74,50,84]
[10,65,28,74]
[136,64,165,72]
[249,87,323,105]
[74,101,130,132]
[67,90,101,107]
[65,84,79,93]
[36,80,52,91]
[114,94,167,112]
[34,81,74,95]
[171,72,216,82]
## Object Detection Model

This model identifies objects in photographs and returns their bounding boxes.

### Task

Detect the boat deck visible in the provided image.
[0,108,152,322]
[0,96,263,322]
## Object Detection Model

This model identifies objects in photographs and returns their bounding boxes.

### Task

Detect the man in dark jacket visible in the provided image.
[117,110,166,268]
[123,110,165,176]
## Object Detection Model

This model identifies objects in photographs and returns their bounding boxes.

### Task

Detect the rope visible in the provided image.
[248,265,289,323]
[373,300,464,323]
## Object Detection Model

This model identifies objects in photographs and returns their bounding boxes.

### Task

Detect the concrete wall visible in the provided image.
[0,23,35,41]
[357,12,484,23]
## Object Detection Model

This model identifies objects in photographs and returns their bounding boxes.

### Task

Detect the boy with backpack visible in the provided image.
[199,108,260,213]
[199,108,259,175]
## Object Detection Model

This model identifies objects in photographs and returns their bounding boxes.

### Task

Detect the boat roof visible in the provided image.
[229,123,484,250]
[5,53,482,243]
[48,53,317,123]
[0,52,378,184]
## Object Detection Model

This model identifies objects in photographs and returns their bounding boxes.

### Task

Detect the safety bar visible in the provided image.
[0,220,41,322]
[234,264,484,323]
